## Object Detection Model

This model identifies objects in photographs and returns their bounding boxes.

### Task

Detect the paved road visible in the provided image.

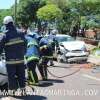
[0,62,100,100]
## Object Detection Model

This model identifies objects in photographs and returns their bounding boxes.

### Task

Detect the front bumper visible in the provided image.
[65,52,89,62]
[67,56,88,62]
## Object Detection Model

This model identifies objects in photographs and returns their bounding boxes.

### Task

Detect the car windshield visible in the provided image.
[56,36,74,42]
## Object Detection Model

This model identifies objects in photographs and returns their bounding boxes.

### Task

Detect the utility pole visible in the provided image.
[14,0,17,25]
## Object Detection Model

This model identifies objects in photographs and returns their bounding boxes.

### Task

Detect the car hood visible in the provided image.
[60,41,85,51]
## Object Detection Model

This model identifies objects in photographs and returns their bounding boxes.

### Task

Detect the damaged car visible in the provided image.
[56,35,89,63]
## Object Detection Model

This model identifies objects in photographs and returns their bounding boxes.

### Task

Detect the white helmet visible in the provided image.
[3,16,14,25]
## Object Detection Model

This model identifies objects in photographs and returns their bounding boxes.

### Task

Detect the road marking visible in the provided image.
[82,74,100,81]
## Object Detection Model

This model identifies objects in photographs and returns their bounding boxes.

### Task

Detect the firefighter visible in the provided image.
[38,36,53,80]
[47,29,58,66]
[0,16,27,97]
[24,28,40,85]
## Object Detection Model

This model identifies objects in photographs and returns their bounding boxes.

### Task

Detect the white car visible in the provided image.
[55,34,89,63]
[0,54,8,86]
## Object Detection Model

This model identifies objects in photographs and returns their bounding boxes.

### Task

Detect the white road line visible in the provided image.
[82,74,100,81]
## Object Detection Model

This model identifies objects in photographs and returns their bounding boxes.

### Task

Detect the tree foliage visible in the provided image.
[46,0,68,10]
[37,4,62,21]
[0,9,12,26]
[0,0,100,33]
[17,0,46,25]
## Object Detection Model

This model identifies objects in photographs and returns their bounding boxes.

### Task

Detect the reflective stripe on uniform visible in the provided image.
[5,40,24,46]
[40,45,47,50]
[26,56,39,62]
[27,41,38,47]
[42,56,53,59]
[6,60,24,64]
[28,70,35,84]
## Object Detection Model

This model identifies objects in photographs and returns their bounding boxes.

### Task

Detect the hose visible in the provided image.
[47,66,81,78]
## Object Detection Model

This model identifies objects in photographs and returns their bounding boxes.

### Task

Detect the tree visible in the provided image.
[0,9,12,26]
[37,4,62,34]
[64,0,100,34]
[46,0,68,10]
[17,0,46,26]
[37,4,62,21]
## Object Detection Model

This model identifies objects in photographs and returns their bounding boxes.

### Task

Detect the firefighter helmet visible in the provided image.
[3,16,14,25]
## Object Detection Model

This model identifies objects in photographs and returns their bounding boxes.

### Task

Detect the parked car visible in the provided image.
[0,53,8,86]
[55,34,89,63]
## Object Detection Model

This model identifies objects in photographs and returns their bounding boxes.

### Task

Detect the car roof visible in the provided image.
[45,34,72,38]
[56,34,71,37]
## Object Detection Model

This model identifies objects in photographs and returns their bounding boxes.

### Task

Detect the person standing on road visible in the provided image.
[25,29,40,85]
[47,29,58,66]
[0,16,27,96]
[38,36,53,80]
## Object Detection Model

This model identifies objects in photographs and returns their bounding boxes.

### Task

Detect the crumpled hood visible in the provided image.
[60,41,85,51]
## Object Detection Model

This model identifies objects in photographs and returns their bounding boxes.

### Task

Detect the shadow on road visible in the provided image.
[50,65,72,69]
[47,79,64,83]
[38,79,64,87]
[38,81,53,87]
[13,95,47,100]
[0,83,8,91]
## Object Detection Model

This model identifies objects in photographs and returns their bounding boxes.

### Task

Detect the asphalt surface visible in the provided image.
[0,61,100,100]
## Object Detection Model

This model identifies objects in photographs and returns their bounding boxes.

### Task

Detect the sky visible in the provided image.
[0,0,16,9]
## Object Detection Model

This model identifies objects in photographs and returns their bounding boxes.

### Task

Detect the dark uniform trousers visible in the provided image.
[27,60,38,84]
[38,57,49,80]
[6,63,26,90]
[6,63,25,90]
